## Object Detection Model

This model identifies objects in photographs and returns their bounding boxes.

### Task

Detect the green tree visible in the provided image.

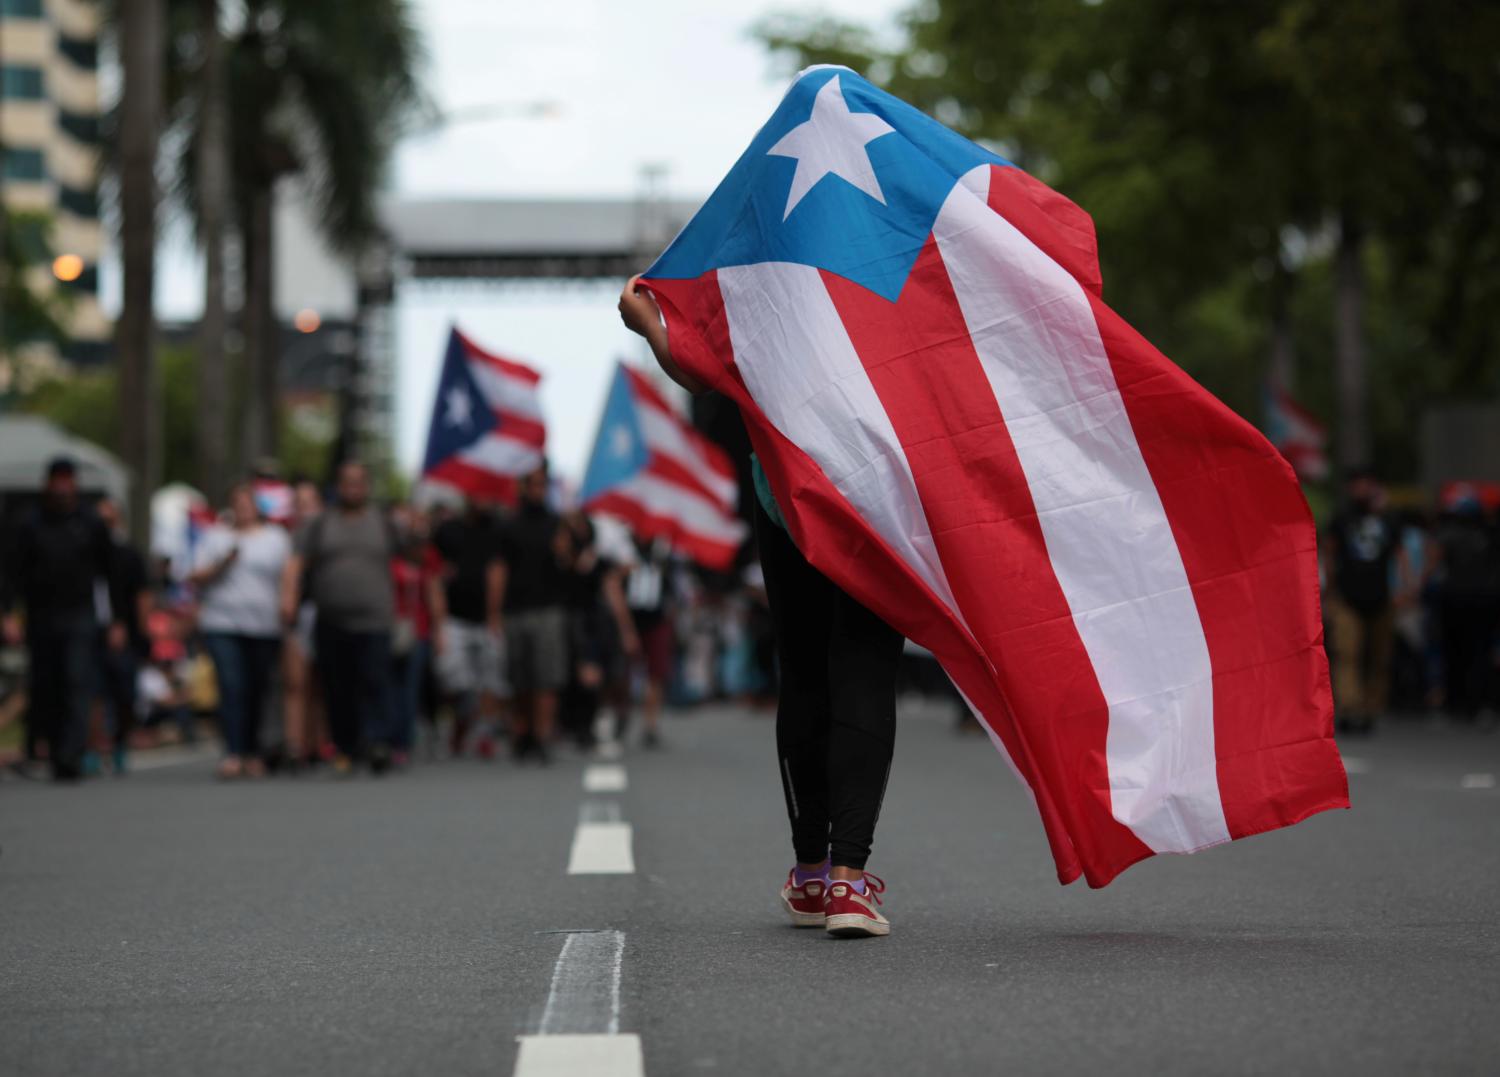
[165,0,426,466]
[756,0,1500,480]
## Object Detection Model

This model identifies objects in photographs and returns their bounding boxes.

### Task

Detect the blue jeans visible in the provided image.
[391,639,430,752]
[202,633,280,757]
[316,624,394,758]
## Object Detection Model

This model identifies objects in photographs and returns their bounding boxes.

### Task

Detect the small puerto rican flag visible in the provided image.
[580,362,746,569]
[421,327,546,505]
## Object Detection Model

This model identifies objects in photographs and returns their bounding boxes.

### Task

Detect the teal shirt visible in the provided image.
[750,454,787,531]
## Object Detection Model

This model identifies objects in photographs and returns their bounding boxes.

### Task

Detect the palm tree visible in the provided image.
[193,0,231,505]
[116,0,166,549]
[167,1,425,467]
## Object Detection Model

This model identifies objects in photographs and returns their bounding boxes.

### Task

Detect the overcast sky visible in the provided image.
[126,1,908,485]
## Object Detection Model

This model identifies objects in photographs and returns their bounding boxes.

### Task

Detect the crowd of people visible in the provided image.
[1322,471,1500,732]
[3,455,1498,784]
[0,455,776,783]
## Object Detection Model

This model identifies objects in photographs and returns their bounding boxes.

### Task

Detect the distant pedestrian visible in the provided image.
[432,500,505,757]
[1325,470,1407,734]
[281,478,325,767]
[1432,496,1500,719]
[0,458,123,781]
[390,508,445,764]
[95,497,151,775]
[496,464,570,762]
[191,483,291,779]
[285,461,397,773]
[558,512,638,748]
[624,536,675,748]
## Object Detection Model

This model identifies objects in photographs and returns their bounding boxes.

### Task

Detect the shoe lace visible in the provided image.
[857,873,885,906]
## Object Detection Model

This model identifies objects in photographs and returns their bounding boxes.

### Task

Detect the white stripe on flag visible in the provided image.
[937,166,1229,854]
[635,399,737,508]
[470,361,545,420]
[610,473,746,545]
[717,262,960,613]
[458,432,544,474]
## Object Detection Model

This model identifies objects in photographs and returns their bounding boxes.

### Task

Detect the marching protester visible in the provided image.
[1324,470,1409,734]
[620,279,903,937]
[390,506,445,764]
[496,463,570,763]
[1432,494,1500,719]
[1,459,125,781]
[95,497,151,775]
[281,477,325,768]
[284,460,397,774]
[624,536,675,748]
[431,498,505,758]
[558,511,638,748]
[191,482,292,779]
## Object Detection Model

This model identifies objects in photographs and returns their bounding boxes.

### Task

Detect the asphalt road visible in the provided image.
[2,704,1497,1076]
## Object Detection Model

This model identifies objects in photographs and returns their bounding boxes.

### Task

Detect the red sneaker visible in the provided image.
[824,874,889,938]
[779,870,828,928]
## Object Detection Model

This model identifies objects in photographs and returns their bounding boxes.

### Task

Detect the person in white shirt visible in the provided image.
[191,484,291,779]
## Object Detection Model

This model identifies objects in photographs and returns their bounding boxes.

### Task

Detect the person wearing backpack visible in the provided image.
[282,460,398,774]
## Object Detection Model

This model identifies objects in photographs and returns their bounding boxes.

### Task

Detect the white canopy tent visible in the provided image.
[0,416,129,503]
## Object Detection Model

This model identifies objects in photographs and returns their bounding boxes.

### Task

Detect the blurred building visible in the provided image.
[0,0,110,372]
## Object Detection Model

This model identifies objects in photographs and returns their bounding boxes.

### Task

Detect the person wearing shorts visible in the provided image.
[432,502,505,756]
[496,464,569,762]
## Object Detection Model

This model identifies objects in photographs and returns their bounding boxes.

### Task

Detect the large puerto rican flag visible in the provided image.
[640,67,1346,887]
[580,362,745,570]
[422,327,546,504]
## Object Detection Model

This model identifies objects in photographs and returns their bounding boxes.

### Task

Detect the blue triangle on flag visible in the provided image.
[423,328,499,473]
[580,364,650,503]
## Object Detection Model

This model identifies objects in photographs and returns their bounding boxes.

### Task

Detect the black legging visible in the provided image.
[756,502,905,871]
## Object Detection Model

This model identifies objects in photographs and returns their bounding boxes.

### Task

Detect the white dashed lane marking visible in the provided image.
[514,931,643,1076]
[1460,773,1495,790]
[584,764,629,793]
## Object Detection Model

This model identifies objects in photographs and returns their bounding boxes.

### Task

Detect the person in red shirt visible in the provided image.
[390,507,446,766]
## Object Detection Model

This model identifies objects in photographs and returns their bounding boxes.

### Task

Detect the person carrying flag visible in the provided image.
[620,279,898,939]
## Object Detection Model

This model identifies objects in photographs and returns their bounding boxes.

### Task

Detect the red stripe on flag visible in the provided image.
[642,454,730,511]
[585,489,740,571]
[623,364,737,489]
[457,329,543,385]
[424,458,519,505]
[822,240,1155,885]
[986,166,1103,298]
[646,270,1088,885]
[1084,293,1347,840]
[492,409,547,449]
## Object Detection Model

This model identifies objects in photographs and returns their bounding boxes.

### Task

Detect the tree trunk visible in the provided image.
[1267,260,1297,394]
[239,180,276,466]
[1333,210,1370,473]
[116,0,165,550]
[195,0,230,505]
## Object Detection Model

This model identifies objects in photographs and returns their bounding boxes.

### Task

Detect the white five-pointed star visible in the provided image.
[609,425,634,458]
[767,74,895,221]
[443,385,474,429]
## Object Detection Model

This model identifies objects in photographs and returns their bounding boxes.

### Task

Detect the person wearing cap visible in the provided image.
[0,458,124,781]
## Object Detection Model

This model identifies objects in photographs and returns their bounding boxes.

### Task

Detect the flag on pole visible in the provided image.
[638,67,1346,887]
[422,327,546,504]
[1264,383,1330,481]
[580,362,745,570]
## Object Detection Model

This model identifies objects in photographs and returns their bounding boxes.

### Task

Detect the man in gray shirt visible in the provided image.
[282,460,396,773]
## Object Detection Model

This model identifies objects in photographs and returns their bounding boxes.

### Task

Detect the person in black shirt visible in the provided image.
[0,458,123,780]
[95,497,151,775]
[496,464,570,761]
[431,501,505,756]
[557,512,639,748]
[1324,470,1408,734]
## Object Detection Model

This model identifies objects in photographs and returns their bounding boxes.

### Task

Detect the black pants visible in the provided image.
[99,641,140,751]
[756,504,905,871]
[315,623,394,758]
[26,618,97,776]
